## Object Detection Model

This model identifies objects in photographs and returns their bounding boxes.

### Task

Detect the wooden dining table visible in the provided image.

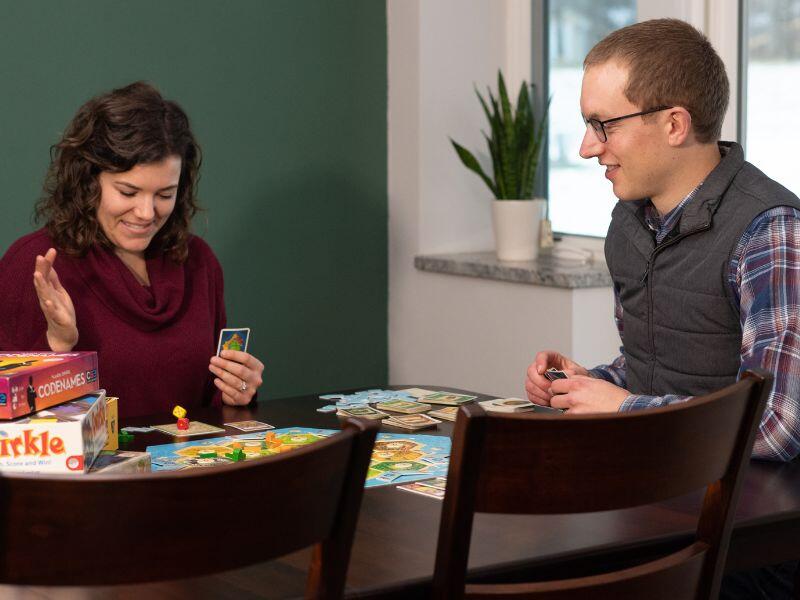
[6,386,799,599]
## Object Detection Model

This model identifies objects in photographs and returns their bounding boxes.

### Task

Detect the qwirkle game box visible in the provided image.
[0,390,108,474]
[0,352,99,419]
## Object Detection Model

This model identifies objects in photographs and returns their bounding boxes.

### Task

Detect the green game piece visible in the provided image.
[118,431,134,444]
[225,448,246,462]
[198,451,217,458]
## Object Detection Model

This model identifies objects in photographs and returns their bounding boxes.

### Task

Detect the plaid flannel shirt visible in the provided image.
[590,188,800,462]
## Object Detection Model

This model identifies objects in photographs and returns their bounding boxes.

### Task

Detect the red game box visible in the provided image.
[0,352,99,420]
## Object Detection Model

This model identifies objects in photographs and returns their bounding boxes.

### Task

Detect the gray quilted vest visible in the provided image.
[605,142,800,396]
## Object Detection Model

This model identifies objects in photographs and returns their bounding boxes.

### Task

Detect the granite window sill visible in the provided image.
[414,251,612,289]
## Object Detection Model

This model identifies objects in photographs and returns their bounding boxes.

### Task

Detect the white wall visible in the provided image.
[387,0,619,398]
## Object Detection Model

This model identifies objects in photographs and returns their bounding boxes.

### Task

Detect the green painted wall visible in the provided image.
[0,1,387,399]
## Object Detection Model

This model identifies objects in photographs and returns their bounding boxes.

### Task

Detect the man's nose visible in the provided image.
[579,125,603,159]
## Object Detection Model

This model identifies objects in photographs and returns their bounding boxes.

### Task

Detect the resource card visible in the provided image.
[427,406,460,422]
[384,413,441,430]
[375,400,432,414]
[398,387,437,399]
[216,328,251,356]
[420,392,477,406]
[337,406,390,420]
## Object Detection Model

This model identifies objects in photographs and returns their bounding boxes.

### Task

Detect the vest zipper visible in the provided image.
[641,223,712,392]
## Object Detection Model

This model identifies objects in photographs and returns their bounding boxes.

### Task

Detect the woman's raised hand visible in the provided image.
[33,248,78,352]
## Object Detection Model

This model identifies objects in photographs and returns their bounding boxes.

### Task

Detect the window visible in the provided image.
[542,0,637,237]
[742,0,800,194]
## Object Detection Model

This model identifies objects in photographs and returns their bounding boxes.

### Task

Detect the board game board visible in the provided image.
[146,427,451,488]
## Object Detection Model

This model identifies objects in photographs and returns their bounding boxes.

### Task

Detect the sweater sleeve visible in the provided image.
[0,234,52,351]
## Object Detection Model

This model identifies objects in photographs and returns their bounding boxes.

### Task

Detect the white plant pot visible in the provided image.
[492,198,547,261]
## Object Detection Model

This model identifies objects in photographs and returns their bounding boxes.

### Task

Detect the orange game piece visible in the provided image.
[176,417,190,430]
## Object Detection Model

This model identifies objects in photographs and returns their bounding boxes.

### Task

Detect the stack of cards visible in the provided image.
[478,398,537,413]
[397,476,447,500]
[428,406,460,422]
[420,392,477,406]
[384,413,441,430]
[375,399,432,414]
[337,405,390,420]
[398,387,437,399]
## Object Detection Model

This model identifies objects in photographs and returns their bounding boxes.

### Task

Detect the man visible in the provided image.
[524,19,798,598]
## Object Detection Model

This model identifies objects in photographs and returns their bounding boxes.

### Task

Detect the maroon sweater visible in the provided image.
[0,229,225,418]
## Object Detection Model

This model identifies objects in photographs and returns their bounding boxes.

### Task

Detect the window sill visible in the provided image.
[414,249,612,289]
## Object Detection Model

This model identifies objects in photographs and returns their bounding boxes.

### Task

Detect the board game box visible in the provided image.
[147,427,451,488]
[89,450,151,474]
[102,396,119,451]
[0,352,99,419]
[0,389,107,473]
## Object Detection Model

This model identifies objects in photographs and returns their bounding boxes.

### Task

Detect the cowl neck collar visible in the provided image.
[71,244,186,331]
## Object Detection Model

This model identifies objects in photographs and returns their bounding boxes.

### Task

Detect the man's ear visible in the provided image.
[666,107,692,146]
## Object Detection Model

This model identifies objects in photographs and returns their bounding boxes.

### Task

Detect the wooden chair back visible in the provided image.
[0,418,378,599]
[433,370,771,600]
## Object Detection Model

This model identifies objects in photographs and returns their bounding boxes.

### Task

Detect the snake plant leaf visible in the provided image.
[514,83,532,197]
[450,138,498,197]
[521,96,552,197]
[496,72,517,198]
[475,85,494,131]
[484,132,506,199]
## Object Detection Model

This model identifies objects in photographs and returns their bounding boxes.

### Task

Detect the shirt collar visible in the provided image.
[644,183,705,243]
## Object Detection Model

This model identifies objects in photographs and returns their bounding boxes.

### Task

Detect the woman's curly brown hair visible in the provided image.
[35,81,202,262]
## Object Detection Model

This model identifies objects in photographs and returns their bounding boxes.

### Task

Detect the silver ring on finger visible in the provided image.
[240,379,248,392]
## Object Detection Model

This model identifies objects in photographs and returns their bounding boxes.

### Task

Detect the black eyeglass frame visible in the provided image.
[584,105,674,143]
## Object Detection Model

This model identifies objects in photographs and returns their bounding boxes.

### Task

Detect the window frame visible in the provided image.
[524,0,743,240]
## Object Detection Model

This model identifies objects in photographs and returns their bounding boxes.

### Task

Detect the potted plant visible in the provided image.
[451,71,550,261]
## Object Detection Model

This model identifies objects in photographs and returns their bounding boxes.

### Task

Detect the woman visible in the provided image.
[0,81,264,417]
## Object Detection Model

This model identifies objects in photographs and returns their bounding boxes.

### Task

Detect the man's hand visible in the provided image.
[549,375,630,414]
[525,351,590,406]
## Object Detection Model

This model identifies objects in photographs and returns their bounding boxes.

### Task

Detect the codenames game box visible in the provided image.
[0,352,99,419]
[0,390,108,474]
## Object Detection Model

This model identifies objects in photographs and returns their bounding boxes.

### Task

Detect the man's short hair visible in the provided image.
[584,18,729,143]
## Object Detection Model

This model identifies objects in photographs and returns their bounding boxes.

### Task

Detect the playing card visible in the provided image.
[397,479,446,499]
[337,405,390,420]
[420,392,477,406]
[152,421,226,437]
[428,406,460,422]
[224,420,275,432]
[479,398,537,413]
[410,476,446,489]
[216,328,251,356]
[544,368,568,382]
[375,399,432,414]
[384,413,441,430]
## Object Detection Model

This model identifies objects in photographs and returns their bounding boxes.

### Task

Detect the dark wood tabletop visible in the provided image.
[5,386,799,599]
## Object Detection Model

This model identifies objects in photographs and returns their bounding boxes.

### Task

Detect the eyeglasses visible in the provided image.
[584,106,674,143]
